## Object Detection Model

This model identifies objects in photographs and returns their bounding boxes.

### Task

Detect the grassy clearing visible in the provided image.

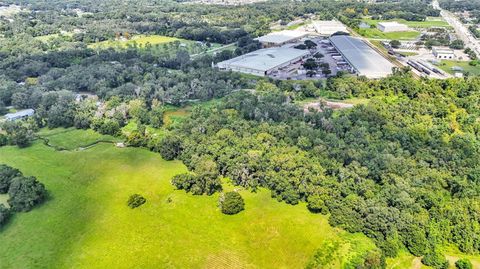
[363,17,451,29]
[358,28,420,40]
[88,35,180,49]
[436,60,480,76]
[0,129,377,268]
[88,34,223,56]
[37,128,121,150]
[387,249,480,269]
[0,194,9,207]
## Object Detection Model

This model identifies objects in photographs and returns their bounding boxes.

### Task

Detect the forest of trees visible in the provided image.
[0,164,47,228]
[154,74,479,267]
[0,0,478,268]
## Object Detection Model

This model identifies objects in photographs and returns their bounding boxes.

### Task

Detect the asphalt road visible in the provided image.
[432,0,480,56]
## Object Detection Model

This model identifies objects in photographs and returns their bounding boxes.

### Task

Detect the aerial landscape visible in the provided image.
[0,0,479,268]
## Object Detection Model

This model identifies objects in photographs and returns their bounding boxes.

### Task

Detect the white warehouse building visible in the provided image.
[377,21,409,32]
[329,35,395,78]
[432,47,455,59]
[217,47,310,77]
[255,30,309,47]
[312,20,348,36]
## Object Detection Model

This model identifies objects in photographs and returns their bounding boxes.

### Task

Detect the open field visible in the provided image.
[0,128,377,268]
[37,128,121,150]
[88,34,223,56]
[363,17,451,29]
[436,60,480,76]
[386,249,480,269]
[88,35,180,49]
[358,28,420,40]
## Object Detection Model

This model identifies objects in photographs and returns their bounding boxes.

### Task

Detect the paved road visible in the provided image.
[432,0,480,55]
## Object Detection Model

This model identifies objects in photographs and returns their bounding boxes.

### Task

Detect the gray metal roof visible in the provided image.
[4,109,35,120]
[256,30,308,44]
[329,35,395,78]
[217,47,310,72]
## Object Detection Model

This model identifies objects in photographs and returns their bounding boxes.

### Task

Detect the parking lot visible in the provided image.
[269,37,354,80]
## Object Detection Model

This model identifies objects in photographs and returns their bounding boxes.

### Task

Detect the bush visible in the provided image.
[171,173,222,195]
[0,205,10,226]
[127,194,146,209]
[307,195,328,214]
[422,249,449,269]
[8,176,47,212]
[0,164,21,193]
[159,135,182,160]
[220,191,245,215]
[455,259,472,269]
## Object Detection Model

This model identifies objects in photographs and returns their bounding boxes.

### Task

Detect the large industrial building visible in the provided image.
[329,35,395,78]
[377,21,409,32]
[256,30,308,47]
[216,47,310,76]
[312,20,348,36]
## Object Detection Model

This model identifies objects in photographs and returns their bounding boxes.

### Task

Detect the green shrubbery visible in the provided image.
[127,194,146,209]
[172,158,222,195]
[0,205,10,226]
[0,164,47,227]
[8,176,47,212]
[455,259,473,269]
[220,191,244,215]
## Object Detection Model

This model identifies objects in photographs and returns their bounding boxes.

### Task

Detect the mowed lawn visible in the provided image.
[437,60,480,76]
[358,28,420,40]
[0,129,375,269]
[363,17,451,29]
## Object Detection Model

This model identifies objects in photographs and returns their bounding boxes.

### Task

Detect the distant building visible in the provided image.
[329,35,395,78]
[256,30,309,47]
[4,109,34,121]
[432,47,455,59]
[377,22,409,33]
[217,47,310,76]
[312,20,348,36]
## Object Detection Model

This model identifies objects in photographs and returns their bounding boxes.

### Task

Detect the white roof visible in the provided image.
[378,21,407,27]
[433,47,454,54]
[329,35,394,78]
[4,109,35,119]
[312,20,347,35]
[256,30,308,44]
[217,47,309,72]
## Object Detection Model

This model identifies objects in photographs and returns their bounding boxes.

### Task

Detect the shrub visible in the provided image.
[171,173,222,195]
[127,194,146,209]
[220,191,244,215]
[307,195,328,214]
[8,176,47,212]
[159,135,182,160]
[0,164,21,193]
[455,259,472,269]
[0,205,10,226]
[422,249,449,269]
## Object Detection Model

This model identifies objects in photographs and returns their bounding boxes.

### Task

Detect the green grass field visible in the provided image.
[87,34,223,57]
[37,128,121,150]
[436,60,480,76]
[358,17,451,40]
[0,129,377,268]
[363,17,451,29]
[358,28,420,40]
[88,35,180,49]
